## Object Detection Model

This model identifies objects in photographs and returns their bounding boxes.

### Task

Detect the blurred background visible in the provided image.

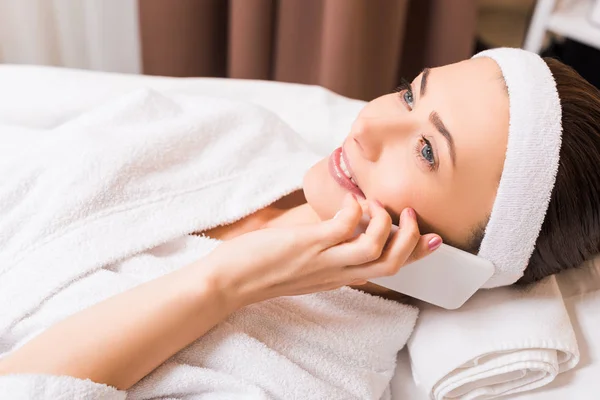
[0,0,599,101]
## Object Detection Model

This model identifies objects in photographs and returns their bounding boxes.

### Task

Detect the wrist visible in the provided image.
[181,257,253,314]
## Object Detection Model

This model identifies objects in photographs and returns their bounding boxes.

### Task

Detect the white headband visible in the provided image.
[472,48,563,288]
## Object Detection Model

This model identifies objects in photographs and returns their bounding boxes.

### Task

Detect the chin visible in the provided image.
[302,158,346,221]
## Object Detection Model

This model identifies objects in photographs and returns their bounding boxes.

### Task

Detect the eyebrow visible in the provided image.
[420,67,430,97]
[430,112,456,167]
[418,68,457,167]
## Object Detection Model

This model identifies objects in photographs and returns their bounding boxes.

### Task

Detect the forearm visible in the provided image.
[0,261,236,390]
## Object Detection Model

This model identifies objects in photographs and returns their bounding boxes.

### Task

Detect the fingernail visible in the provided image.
[428,237,442,251]
[374,199,385,208]
[407,208,416,219]
[400,208,413,226]
[333,210,342,219]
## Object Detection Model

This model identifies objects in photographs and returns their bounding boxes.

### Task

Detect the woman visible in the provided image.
[0,48,598,398]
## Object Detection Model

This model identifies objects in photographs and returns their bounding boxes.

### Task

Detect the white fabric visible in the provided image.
[0,0,141,73]
[392,256,600,400]
[472,48,563,288]
[0,375,127,400]
[0,65,365,156]
[0,65,596,400]
[407,276,579,399]
[0,88,418,399]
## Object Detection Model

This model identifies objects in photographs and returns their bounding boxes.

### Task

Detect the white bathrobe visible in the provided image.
[0,90,418,399]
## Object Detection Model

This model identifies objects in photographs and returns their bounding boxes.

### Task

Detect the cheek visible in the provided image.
[391,192,417,223]
[411,180,488,243]
[375,166,449,233]
[303,157,348,220]
[368,170,418,222]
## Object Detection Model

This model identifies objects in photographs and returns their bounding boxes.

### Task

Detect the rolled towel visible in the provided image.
[407,276,579,399]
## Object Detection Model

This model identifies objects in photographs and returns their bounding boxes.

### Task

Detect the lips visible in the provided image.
[328,147,365,198]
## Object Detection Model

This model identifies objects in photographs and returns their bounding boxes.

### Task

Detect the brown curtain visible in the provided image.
[139,0,477,101]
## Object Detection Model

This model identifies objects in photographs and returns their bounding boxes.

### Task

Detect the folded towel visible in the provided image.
[407,276,579,399]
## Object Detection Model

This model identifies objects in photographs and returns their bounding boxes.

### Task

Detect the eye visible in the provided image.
[421,141,434,164]
[394,78,414,110]
[403,90,414,108]
[414,135,437,171]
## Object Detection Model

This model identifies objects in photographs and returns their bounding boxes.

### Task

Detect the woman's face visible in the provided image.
[303,57,509,249]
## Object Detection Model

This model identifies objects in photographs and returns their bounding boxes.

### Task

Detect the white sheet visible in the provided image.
[0,65,598,399]
[0,64,364,157]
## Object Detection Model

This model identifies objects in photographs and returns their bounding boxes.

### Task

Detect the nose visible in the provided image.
[350,116,419,162]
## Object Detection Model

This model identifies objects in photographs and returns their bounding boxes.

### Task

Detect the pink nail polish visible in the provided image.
[428,237,442,251]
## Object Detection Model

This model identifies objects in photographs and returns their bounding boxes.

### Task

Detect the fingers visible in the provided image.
[390,208,422,258]
[364,200,392,248]
[314,193,363,248]
[315,198,444,285]
[365,207,421,276]
[405,233,442,265]
[320,200,393,266]
[341,208,442,281]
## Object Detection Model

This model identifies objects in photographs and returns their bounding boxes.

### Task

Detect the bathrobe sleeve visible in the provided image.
[0,374,127,400]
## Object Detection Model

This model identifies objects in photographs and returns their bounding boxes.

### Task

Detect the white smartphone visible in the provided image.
[354,214,494,310]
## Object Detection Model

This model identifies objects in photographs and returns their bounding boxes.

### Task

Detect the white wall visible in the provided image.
[0,0,141,73]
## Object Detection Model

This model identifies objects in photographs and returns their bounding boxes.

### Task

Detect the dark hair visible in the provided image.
[519,58,600,283]
[467,58,600,283]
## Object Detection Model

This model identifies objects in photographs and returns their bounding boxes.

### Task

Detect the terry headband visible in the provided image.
[472,48,563,288]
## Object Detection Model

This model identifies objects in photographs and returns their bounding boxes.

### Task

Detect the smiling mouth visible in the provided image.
[328,147,365,198]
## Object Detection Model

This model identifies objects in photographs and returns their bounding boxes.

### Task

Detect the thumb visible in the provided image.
[317,193,364,247]
[405,234,442,265]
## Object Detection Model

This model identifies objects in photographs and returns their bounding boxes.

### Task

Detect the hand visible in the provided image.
[201,194,442,308]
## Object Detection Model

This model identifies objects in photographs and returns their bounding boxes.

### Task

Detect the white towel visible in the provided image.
[0,89,418,399]
[407,276,579,399]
